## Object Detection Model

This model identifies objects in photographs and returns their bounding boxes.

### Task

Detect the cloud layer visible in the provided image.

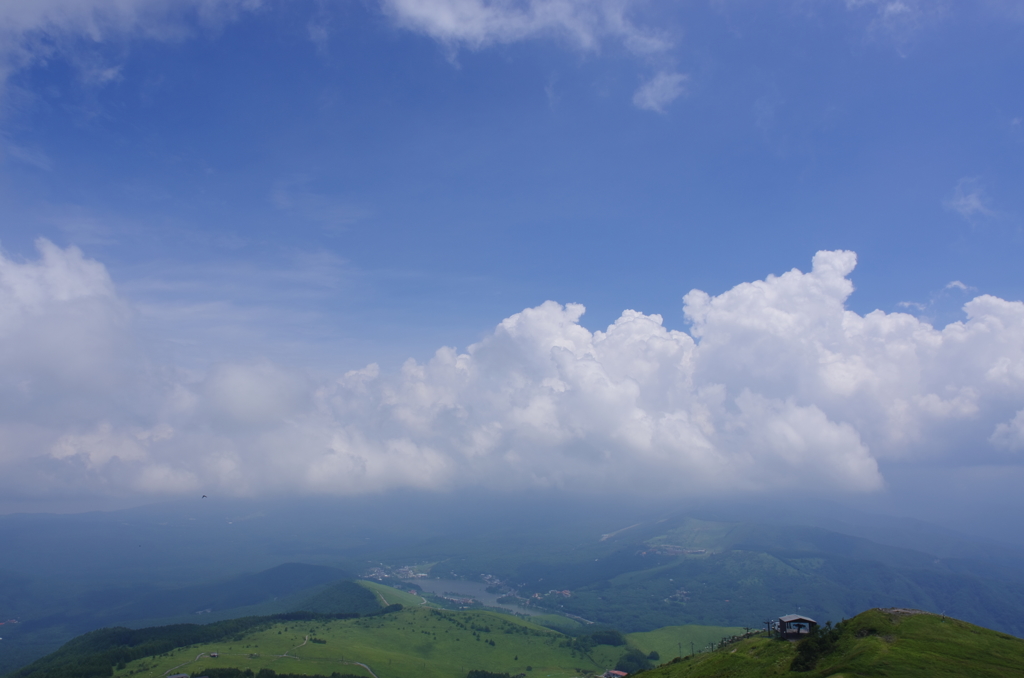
[4,241,1024,504]
[0,0,260,82]
[0,0,675,111]
[0,0,665,62]
[380,0,668,53]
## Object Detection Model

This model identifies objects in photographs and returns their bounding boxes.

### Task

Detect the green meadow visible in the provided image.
[114,607,625,678]
[107,581,749,678]
[357,581,431,609]
[625,625,746,661]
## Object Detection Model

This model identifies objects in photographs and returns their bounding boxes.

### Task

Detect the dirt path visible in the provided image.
[274,634,310,659]
[344,660,380,678]
[163,652,207,675]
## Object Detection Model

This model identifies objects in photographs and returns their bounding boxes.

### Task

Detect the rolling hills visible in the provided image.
[402,516,1024,636]
[4,500,1024,676]
[9,585,743,678]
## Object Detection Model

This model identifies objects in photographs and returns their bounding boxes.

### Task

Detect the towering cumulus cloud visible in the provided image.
[3,242,1024,503]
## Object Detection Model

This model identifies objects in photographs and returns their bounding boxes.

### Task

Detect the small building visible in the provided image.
[778,614,817,639]
[603,671,629,678]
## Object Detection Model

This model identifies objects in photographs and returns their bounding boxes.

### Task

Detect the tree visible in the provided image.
[615,649,653,674]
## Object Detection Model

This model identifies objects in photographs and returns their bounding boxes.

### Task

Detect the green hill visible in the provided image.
[642,607,1024,678]
[7,604,740,678]
[295,581,383,616]
[357,580,431,609]
[111,607,626,678]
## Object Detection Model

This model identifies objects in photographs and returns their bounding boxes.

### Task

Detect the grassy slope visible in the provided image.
[625,625,745,661]
[114,608,627,678]
[640,608,1024,678]
[357,581,431,609]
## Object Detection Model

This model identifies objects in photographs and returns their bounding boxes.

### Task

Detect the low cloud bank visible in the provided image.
[3,241,1024,503]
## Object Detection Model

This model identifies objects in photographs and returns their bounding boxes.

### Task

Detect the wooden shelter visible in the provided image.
[778,614,817,639]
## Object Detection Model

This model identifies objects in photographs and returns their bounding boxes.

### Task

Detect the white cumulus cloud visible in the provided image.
[4,242,1024,505]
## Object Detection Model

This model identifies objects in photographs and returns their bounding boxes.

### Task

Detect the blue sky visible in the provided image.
[2,0,1024,532]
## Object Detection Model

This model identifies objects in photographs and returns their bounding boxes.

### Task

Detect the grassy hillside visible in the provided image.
[96,606,744,678]
[642,608,1024,678]
[112,608,626,678]
[625,625,746,662]
[357,581,430,609]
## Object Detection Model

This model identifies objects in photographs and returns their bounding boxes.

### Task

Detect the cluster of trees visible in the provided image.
[614,649,653,674]
[562,628,627,655]
[587,630,626,647]
[789,621,843,672]
[194,670,363,678]
[466,670,511,678]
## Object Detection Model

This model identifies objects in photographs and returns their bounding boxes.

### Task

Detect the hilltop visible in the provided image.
[641,607,1024,678]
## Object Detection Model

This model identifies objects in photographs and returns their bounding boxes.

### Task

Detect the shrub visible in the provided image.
[790,622,842,672]
[615,649,653,674]
[589,630,627,647]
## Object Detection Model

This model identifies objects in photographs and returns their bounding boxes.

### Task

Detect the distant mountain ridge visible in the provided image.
[398,515,1024,637]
